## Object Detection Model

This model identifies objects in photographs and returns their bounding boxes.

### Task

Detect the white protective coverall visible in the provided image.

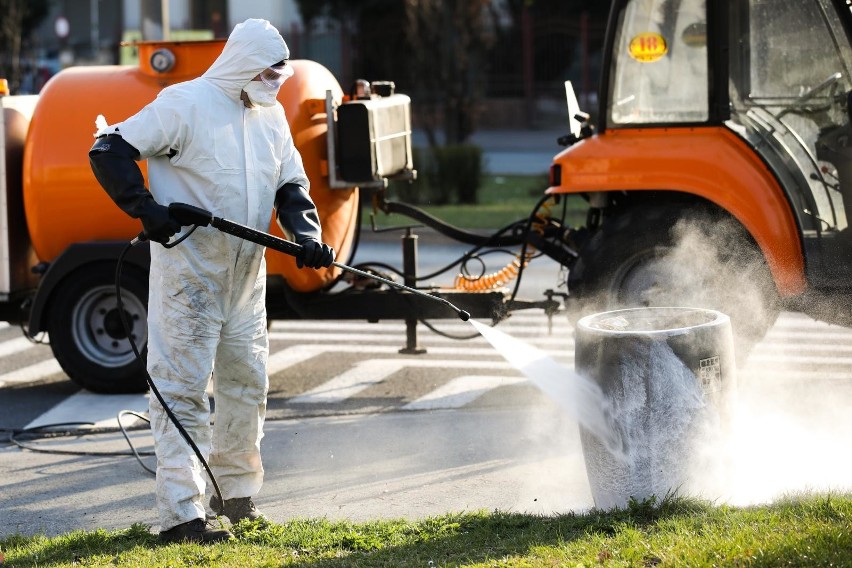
[116,19,306,530]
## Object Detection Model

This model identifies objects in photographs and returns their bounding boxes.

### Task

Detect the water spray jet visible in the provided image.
[472,306,737,511]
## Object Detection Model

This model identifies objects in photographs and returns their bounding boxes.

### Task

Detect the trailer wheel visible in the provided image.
[47,264,149,394]
[568,205,780,357]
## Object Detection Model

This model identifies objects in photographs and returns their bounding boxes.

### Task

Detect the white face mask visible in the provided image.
[243,81,280,108]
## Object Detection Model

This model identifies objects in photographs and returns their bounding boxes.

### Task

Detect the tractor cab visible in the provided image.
[550,0,852,340]
[603,0,852,284]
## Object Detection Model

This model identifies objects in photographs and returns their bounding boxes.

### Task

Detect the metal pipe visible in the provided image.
[161,0,170,40]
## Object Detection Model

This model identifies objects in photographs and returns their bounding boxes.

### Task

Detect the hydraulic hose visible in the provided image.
[378,198,527,247]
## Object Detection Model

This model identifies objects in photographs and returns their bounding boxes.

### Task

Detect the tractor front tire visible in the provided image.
[568,205,780,358]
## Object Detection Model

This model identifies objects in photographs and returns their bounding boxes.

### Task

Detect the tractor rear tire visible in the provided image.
[47,263,149,394]
[568,205,780,359]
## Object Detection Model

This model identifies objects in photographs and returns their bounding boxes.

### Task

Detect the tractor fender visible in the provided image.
[548,126,806,296]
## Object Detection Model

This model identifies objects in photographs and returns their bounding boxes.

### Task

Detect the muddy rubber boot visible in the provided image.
[210,495,266,523]
[158,518,234,544]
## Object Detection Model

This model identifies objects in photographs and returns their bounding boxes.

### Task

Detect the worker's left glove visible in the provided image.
[297,238,335,269]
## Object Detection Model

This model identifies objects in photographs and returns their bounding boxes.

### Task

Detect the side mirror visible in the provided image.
[565,81,582,138]
[559,81,594,147]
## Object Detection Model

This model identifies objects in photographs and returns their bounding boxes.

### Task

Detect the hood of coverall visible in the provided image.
[202,18,290,101]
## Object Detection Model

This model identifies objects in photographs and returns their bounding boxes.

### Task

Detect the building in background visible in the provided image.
[21,0,309,92]
[13,0,604,130]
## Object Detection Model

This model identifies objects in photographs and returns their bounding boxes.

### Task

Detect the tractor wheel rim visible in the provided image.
[72,285,147,367]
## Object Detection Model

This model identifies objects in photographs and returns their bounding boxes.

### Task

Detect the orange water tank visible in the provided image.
[23,40,355,292]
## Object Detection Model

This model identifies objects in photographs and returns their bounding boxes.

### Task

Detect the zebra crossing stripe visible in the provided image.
[270,321,573,335]
[0,310,848,392]
[403,375,527,410]
[268,331,572,348]
[0,337,40,358]
[0,359,63,388]
[267,344,484,376]
[751,342,852,354]
[289,359,515,405]
[763,330,852,341]
[745,353,852,366]
[25,390,149,430]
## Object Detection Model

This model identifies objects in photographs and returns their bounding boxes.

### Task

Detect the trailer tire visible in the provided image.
[568,205,780,359]
[47,264,149,394]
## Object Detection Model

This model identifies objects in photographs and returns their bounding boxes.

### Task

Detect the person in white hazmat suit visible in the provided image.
[88,19,334,543]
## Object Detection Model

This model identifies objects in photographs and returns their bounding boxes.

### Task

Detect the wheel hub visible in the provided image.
[73,285,147,367]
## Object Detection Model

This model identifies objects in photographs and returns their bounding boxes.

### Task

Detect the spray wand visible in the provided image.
[156,202,471,321]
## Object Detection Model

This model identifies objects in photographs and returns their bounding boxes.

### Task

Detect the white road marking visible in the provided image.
[24,390,149,430]
[762,330,852,341]
[745,353,852,366]
[0,359,63,387]
[0,337,40,358]
[4,309,852,436]
[268,331,571,347]
[289,359,516,405]
[403,375,527,410]
[753,341,852,353]
[270,321,573,335]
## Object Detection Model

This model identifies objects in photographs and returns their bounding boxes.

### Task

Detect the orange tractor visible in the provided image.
[2,0,851,393]
[549,0,852,343]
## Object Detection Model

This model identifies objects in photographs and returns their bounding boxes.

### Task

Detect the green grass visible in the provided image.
[3,493,851,567]
[367,175,588,231]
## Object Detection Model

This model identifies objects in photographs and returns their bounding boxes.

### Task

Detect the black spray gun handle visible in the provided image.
[130,202,217,247]
[168,202,302,255]
[169,202,214,228]
[152,202,471,321]
[127,202,302,255]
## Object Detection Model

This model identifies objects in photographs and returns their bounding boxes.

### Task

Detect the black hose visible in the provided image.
[117,410,156,474]
[380,199,527,247]
[508,194,557,304]
[115,241,225,509]
[8,421,155,463]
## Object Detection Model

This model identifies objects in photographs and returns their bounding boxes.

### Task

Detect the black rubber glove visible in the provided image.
[89,133,180,244]
[137,197,181,244]
[275,183,334,268]
[297,238,335,269]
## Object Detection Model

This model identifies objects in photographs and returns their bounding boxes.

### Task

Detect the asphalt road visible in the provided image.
[2,237,852,538]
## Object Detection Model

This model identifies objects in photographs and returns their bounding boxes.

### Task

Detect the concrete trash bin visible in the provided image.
[574,307,736,510]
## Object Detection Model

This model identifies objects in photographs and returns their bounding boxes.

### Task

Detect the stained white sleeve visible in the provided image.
[117,88,187,160]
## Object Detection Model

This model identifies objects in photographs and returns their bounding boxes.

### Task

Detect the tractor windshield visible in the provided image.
[608,0,709,125]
